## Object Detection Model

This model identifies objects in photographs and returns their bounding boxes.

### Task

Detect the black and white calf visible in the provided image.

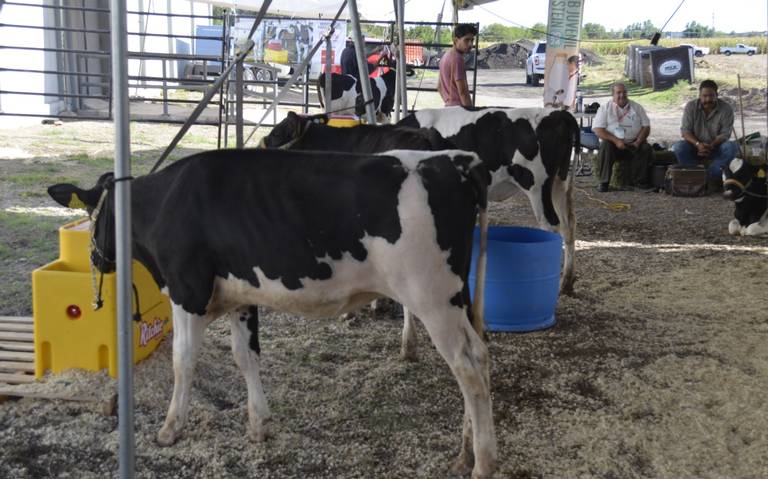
[48,148,496,478]
[399,106,579,294]
[317,69,397,122]
[723,157,768,236]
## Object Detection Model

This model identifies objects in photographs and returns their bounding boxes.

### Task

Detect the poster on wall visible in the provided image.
[233,18,347,76]
[543,0,584,110]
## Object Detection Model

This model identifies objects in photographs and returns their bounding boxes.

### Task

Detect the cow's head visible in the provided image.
[48,173,117,272]
[260,111,328,149]
[723,157,766,201]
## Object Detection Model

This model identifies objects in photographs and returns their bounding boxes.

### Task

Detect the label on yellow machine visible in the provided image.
[32,218,172,378]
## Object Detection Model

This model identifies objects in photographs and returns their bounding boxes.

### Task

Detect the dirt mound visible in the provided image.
[427,41,603,69]
[720,87,767,113]
[474,42,532,69]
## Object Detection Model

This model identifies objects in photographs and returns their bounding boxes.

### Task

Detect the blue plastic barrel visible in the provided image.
[469,226,563,332]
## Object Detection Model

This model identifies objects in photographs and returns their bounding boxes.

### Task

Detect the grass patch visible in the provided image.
[2,172,78,187]
[0,211,78,315]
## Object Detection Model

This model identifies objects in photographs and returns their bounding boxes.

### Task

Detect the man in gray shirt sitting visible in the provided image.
[672,79,738,190]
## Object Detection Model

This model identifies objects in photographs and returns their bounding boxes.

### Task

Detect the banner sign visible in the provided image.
[233,18,347,76]
[649,47,693,91]
[543,0,585,109]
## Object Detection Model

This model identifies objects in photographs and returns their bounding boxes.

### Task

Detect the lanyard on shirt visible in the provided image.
[615,102,631,123]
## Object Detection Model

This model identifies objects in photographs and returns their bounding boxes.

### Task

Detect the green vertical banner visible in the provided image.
[543,0,585,110]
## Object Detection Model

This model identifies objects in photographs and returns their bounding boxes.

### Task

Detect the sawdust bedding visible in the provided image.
[1,173,766,478]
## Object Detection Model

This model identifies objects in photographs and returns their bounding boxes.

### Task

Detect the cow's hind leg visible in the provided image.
[158,304,211,446]
[230,306,272,442]
[418,308,496,478]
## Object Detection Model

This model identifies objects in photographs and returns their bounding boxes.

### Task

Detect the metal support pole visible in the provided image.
[236,60,244,148]
[109,0,134,477]
[347,0,376,124]
[324,35,332,113]
[161,60,168,116]
[396,0,408,118]
[302,68,309,114]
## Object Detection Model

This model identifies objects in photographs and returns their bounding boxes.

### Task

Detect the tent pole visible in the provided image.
[109,0,134,477]
[396,0,407,117]
[324,35,332,112]
[347,0,376,124]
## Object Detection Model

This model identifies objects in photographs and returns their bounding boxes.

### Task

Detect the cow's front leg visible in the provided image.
[230,307,271,442]
[157,305,209,446]
[400,307,418,361]
[745,220,768,236]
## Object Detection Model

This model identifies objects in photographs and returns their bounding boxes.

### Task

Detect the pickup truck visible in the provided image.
[679,43,710,57]
[719,43,758,56]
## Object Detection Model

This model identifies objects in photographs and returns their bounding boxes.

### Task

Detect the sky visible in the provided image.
[358,0,768,34]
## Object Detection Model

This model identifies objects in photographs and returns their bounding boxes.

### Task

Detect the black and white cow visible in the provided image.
[317,69,397,123]
[47,148,496,478]
[262,108,578,361]
[398,107,579,295]
[723,157,768,235]
[260,111,451,152]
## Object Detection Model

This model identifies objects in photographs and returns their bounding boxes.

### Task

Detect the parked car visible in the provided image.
[719,43,758,56]
[525,40,546,86]
[679,43,710,57]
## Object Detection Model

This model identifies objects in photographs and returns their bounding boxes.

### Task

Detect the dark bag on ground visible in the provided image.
[664,165,707,197]
[650,151,676,189]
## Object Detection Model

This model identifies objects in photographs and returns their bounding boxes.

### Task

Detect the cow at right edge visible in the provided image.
[722,157,768,236]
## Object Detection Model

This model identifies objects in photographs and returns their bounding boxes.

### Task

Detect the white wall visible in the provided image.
[0,1,64,116]
[0,0,214,116]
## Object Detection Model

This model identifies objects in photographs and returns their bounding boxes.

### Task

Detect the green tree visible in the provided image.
[683,21,715,38]
[529,22,547,39]
[582,22,606,39]
[622,20,656,38]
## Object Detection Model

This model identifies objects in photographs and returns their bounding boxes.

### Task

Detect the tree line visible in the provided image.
[400,20,763,44]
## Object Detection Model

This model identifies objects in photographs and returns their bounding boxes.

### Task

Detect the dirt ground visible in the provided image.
[0,58,767,478]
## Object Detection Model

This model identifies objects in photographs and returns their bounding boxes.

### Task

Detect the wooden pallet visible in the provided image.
[0,316,35,384]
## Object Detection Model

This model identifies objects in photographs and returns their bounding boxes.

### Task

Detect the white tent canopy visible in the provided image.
[196,0,354,18]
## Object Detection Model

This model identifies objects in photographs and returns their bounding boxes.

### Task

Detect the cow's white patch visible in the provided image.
[729,158,744,173]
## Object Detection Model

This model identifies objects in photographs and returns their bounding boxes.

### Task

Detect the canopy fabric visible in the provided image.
[457,0,498,10]
[196,0,352,18]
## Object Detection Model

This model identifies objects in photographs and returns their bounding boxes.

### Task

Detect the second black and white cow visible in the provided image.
[399,106,579,294]
[317,69,397,122]
[723,157,768,235]
[47,147,496,478]
[260,111,451,152]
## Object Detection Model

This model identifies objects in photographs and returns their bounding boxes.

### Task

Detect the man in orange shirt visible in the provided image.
[438,24,477,107]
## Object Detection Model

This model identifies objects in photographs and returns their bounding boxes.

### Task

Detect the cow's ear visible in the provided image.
[47,183,97,209]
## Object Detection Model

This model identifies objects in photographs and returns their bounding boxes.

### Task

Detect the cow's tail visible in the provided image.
[471,207,488,338]
[560,111,581,295]
[317,73,325,109]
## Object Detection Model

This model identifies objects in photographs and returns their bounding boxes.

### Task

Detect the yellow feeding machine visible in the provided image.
[32,218,172,378]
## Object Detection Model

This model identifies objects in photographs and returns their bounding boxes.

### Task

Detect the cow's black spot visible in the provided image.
[508,164,534,190]
[245,305,260,355]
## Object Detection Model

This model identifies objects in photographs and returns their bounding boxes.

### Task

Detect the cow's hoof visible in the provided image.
[399,346,418,362]
[248,422,270,442]
[452,452,474,476]
[156,426,179,447]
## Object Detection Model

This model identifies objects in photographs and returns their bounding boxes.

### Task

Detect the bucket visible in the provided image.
[469,226,562,332]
